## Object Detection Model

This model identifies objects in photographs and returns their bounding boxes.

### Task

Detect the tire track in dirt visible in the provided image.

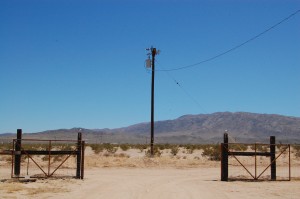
[67,168,225,199]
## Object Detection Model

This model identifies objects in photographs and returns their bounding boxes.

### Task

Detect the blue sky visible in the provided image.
[1,0,299,133]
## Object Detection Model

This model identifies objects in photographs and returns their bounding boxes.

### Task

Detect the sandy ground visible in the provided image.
[1,147,300,199]
[1,167,299,199]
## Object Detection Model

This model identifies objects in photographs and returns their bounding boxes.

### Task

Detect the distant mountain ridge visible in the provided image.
[1,112,300,144]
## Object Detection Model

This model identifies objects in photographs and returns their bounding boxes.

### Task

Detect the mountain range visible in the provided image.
[1,112,300,144]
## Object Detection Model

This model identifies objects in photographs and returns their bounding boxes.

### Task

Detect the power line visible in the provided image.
[156,9,300,72]
[145,61,208,114]
[163,70,208,114]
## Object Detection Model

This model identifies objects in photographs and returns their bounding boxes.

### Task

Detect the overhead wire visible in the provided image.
[156,9,300,72]
[163,70,208,114]
[144,9,299,141]
[145,60,208,114]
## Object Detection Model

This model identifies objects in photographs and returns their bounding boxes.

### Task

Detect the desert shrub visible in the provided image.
[53,155,63,162]
[157,144,172,150]
[89,144,104,154]
[250,144,268,152]
[119,144,130,151]
[41,155,49,162]
[275,144,289,153]
[103,143,117,154]
[133,144,147,152]
[201,144,220,161]
[228,144,247,151]
[277,142,283,150]
[170,146,179,156]
[197,144,212,151]
[145,146,161,157]
[114,153,130,158]
[0,143,12,150]
[293,145,300,158]
[185,144,197,154]
[189,144,203,150]
[59,144,74,151]
[103,152,111,157]
[21,144,36,151]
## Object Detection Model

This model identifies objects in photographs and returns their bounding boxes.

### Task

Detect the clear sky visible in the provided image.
[1,0,299,133]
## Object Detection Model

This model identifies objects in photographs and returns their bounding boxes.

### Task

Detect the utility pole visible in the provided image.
[146,47,159,156]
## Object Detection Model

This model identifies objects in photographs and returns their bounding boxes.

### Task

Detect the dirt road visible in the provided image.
[57,168,299,199]
[1,167,299,199]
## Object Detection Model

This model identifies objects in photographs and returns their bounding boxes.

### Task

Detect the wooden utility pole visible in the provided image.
[146,47,159,156]
[150,47,156,156]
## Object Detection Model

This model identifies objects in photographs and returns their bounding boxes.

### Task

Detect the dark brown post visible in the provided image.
[221,133,228,181]
[81,141,85,179]
[270,136,276,180]
[14,129,22,176]
[76,132,82,179]
[150,47,156,156]
[288,144,291,181]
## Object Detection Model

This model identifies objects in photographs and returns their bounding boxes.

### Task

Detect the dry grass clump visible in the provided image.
[170,146,180,156]
[293,145,300,158]
[119,144,130,151]
[145,146,162,157]
[1,183,24,193]
[201,144,221,161]
[26,187,68,195]
[0,181,69,196]
[114,153,130,158]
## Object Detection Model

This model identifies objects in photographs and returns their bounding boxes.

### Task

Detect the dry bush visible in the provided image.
[0,181,69,196]
[145,146,161,157]
[27,187,68,195]
[1,183,24,193]
[103,143,117,154]
[156,144,172,150]
[228,144,247,151]
[41,155,49,162]
[89,144,104,154]
[293,145,300,158]
[185,145,196,154]
[250,144,268,152]
[170,146,179,156]
[201,144,220,161]
[114,153,130,158]
[119,144,130,151]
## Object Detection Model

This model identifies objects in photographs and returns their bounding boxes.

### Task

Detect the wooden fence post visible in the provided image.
[14,129,22,176]
[81,141,85,179]
[221,133,228,181]
[270,136,276,180]
[76,132,82,179]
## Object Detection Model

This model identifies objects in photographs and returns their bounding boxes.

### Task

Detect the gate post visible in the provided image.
[81,141,85,179]
[270,136,276,180]
[14,129,22,177]
[221,133,228,181]
[76,132,82,179]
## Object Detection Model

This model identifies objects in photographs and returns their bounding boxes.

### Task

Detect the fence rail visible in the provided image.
[221,133,294,181]
[0,129,85,179]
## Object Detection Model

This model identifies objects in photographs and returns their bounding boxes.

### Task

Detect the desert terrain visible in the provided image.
[1,146,300,199]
